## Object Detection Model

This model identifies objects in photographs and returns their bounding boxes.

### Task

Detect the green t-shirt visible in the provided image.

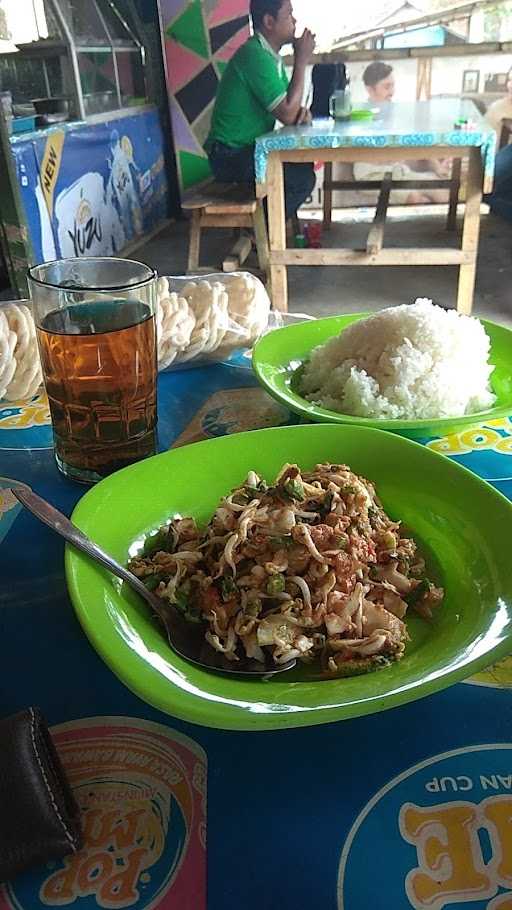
[207,33,289,149]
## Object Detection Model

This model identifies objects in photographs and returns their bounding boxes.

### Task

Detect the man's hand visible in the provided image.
[295,107,312,126]
[275,28,316,127]
[293,28,316,66]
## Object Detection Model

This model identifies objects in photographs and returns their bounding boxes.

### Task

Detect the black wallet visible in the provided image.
[0,708,82,881]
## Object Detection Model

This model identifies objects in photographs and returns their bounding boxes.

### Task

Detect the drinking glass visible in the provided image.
[28,257,158,484]
[329,89,352,121]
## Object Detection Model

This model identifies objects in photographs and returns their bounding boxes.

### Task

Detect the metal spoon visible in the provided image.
[11,485,296,678]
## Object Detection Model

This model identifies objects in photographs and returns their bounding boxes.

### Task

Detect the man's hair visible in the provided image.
[363,61,393,88]
[250,0,285,30]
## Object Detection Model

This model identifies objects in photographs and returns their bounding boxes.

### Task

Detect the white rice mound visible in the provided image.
[299,299,496,420]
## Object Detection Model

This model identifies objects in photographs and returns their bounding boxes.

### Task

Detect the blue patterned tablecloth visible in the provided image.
[2,365,512,910]
[255,99,497,190]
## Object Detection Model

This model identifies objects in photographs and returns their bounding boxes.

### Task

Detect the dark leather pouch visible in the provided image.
[0,708,82,881]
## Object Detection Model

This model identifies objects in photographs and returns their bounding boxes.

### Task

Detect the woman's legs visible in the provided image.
[485,144,512,223]
[493,143,512,194]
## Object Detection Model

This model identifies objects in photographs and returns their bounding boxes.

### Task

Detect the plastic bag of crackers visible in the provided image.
[156,271,271,370]
[0,301,43,401]
[0,272,272,401]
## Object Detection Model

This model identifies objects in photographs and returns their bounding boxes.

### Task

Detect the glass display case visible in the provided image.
[0,0,147,122]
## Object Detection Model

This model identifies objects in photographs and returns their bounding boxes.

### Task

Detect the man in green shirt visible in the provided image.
[206,0,316,220]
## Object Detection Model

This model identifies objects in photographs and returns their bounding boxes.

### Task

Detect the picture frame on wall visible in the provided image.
[462,70,480,93]
[485,72,509,92]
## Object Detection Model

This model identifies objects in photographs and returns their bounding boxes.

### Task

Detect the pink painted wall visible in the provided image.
[159,0,250,190]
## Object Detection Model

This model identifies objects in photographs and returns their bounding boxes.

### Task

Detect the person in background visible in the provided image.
[482,68,512,223]
[485,142,512,223]
[363,61,395,103]
[353,61,450,204]
[311,62,348,117]
[205,0,316,222]
[485,68,512,139]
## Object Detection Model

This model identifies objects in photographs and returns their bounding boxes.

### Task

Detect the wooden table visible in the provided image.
[255,100,496,314]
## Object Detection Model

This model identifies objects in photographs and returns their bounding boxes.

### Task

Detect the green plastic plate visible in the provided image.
[66,424,512,731]
[252,314,512,439]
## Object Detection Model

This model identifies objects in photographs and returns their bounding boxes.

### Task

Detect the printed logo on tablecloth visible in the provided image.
[427,419,512,482]
[171,388,292,448]
[0,717,206,910]
[0,392,52,450]
[0,480,22,545]
[338,744,512,909]
[0,391,50,429]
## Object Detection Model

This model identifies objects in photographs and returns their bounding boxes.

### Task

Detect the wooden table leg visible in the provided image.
[447,157,462,231]
[457,147,483,315]
[323,162,333,231]
[187,209,202,272]
[366,172,392,254]
[267,153,288,312]
[252,200,270,288]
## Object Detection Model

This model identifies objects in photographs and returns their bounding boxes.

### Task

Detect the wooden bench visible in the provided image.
[181,182,269,280]
[322,160,462,232]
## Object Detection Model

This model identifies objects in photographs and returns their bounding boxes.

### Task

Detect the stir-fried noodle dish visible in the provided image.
[128,463,443,675]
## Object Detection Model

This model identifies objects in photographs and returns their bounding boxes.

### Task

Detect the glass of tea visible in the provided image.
[28,257,158,484]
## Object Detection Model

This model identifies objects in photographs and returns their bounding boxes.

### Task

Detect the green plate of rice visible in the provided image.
[252,307,512,439]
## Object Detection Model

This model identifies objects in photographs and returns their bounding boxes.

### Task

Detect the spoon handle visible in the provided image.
[12,487,151,603]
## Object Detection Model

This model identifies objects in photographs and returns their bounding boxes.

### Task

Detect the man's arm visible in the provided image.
[273,29,315,126]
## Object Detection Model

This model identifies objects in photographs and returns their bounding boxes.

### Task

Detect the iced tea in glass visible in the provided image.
[29,257,158,483]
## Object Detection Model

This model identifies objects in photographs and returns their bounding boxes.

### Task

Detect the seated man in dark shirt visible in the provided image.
[205,0,316,220]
